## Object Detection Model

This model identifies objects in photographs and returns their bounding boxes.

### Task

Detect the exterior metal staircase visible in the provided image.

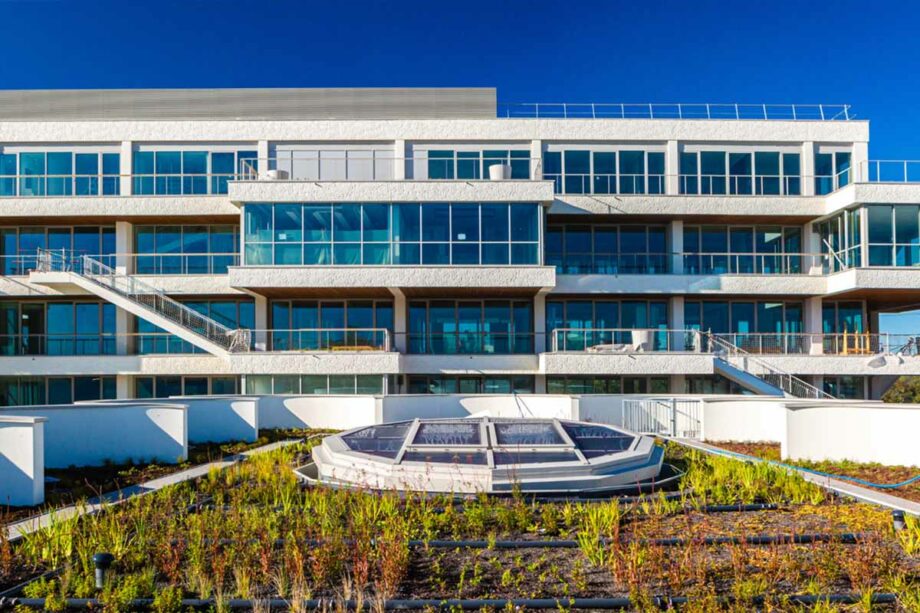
[33,249,250,357]
[706,332,834,399]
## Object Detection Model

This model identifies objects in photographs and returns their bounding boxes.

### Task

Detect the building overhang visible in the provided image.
[227,180,555,205]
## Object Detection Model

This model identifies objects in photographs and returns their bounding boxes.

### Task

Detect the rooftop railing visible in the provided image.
[860,160,920,184]
[497,103,854,121]
[237,156,543,182]
[550,328,699,353]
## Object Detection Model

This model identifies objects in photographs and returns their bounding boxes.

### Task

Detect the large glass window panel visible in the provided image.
[729,153,752,195]
[393,204,420,242]
[427,150,454,180]
[452,204,479,242]
[422,204,450,242]
[333,204,361,242]
[647,152,665,194]
[75,153,99,196]
[618,151,645,194]
[46,153,73,196]
[755,152,780,195]
[700,151,726,194]
[783,153,801,195]
[102,153,120,195]
[274,205,303,243]
[362,204,389,242]
[19,153,46,196]
[592,152,616,194]
[155,151,182,194]
[563,150,589,194]
[181,151,208,194]
[481,204,509,242]
[245,205,273,243]
[0,153,17,196]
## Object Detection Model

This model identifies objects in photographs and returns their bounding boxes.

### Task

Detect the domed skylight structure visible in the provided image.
[308,417,664,494]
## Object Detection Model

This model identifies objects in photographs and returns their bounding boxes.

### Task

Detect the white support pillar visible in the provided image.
[534,290,547,353]
[119,141,133,196]
[530,139,543,180]
[393,140,407,180]
[669,296,685,351]
[804,222,824,275]
[253,294,269,351]
[852,141,869,183]
[534,374,547,394]
[669,375,686,394]
[257,140,270,174]
[390,288,407,353]
[116,374,132,399]
[804,296,823,355]
[669,219,684,274]
[665,140,680,195]
[801,141,815,196]
[115,220,134,275]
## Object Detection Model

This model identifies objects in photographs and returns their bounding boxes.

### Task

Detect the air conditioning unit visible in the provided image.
[488,163,512,180]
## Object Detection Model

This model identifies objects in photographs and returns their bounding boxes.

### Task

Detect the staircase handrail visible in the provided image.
[705,331,834,399]
[37,249,250,352]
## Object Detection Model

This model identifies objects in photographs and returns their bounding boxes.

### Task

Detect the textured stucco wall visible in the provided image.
[551,274,827,296]
[0,196,237,218]
[0,118,869,144]
[551,195,826,217]
[541,353,714,375]
[229,180,555,203]
[699,397,788,444]
[228,265,556,289]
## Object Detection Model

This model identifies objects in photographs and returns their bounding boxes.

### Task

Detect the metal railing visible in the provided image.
[128,253,239,275]
[706,332,833,399]
[405,332,535,355]
[678,174,804,196]
[550,253,671,275]
[0,253,115,275]
[681,252,828,275]
[860,160,920,184]
[266,328,390,352]
[35,249,250,352]
[0,333,118,356]
[238,156,543,182]
[621,398,702,438]
[714,332,920,356]
[0,174,121,197]
[545,173,665,195]
[498,103,853,121]
[550,328,700,353]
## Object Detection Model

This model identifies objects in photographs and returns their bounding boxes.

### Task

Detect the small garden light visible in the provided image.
[892,510,906,532]
[93,552,115,589]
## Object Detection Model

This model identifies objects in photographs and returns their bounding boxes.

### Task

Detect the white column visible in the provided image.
[801,141,815,196]
[804,296,823,355]
[119,141,132,196]
[116,374,132,399]
[669,219,684,274]
[665,140,679,195]
[253,294,269,351]
[804,222,823,274]
[390,288,407,353]
[534,375,547,394]
[534,291,547,353]
[670,375,686,394]
[393,140,406,180]
[115,220,133,275]
[852,141,869,182]
[257,140,270,175]
[670,296,685,351]
[530,139,543,180]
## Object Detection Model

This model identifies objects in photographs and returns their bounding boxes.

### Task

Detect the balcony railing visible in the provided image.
[406,332,535,355]
[550,253,672,275]
[682,252,828,275]
[266,328,391,352]
[714,332,920,356]
[497,103,853,121]
[237,156,543,182]
[549,328,699,353]
[0,333,118,356]
[0,173,241,197]
[860,160,920,184]
[128,253,239,275]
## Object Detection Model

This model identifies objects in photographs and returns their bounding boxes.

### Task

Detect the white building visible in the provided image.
[0,86,915,404]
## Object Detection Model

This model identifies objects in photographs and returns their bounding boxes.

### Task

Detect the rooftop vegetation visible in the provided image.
[2,439,919,611]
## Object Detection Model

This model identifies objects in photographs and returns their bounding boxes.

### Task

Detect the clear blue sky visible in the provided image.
[3,0,920,333]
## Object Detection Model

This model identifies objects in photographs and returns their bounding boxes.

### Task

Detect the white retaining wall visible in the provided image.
[0,416,45,506]
[784,402,920,466]
[700,397,788,444]
[257,395,380,430]
[381,394,576,422]
[0,403,187,468]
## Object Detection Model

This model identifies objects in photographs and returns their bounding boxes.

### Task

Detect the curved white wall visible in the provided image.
[785,402,920,466]
[0,403,187,468]
[700,398,788,443]
[167,396,259,443]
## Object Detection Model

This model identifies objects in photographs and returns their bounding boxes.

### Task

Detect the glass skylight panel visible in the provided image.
[342,421,411,458]
[494,422,565,446]
[402,451,488,465]
[561,422,635,458]
[493,450,579,465]
[412,421,481,446]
